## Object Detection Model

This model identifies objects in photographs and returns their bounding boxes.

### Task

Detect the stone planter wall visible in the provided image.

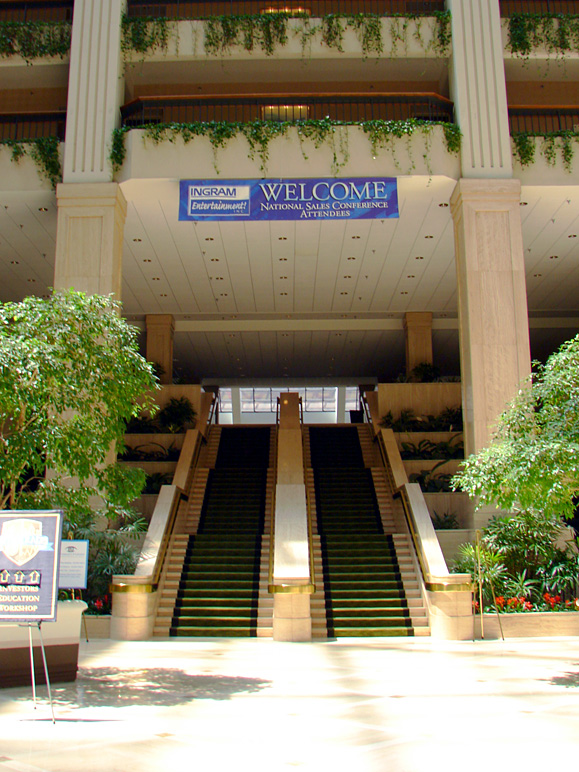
[477,611,579,640]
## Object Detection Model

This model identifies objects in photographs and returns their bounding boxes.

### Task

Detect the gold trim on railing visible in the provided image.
[268,419,278,592]
[268,583,315,594]
[109,583,155,593]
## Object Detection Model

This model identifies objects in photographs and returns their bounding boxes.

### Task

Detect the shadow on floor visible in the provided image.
[548,669,579,688]
[13,667,271,708]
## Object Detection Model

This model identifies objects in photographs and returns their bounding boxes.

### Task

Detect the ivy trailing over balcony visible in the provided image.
[0,137,62,189]
[507,13,579,59]
[512,131,579,173]
[0,21,71,62]
[121,14,170,58]
[110,118,460,177]
[120,11,451,60]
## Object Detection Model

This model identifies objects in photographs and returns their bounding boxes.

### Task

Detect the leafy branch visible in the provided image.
[0,20,71,62]
[507,13,579,59]
[512,131,579,173]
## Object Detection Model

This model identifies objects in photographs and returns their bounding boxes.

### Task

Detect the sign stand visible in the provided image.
[22,621,56,724]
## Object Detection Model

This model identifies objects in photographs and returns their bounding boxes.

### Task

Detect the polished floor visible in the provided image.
[1,636,579,772]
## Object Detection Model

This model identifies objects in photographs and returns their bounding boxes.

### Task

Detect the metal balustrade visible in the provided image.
[120,94,454,127]
[500,1,579,14]
[0,1,73,22]
[509,106,579,133]
[0,112,66,141]
[126,0,445,19]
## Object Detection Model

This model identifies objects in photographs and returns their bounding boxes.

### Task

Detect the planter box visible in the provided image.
[479,611,579,640]
[436,528,476,564]
[83,614,111,639]
[378,383,462,421]
[0,600,87,688]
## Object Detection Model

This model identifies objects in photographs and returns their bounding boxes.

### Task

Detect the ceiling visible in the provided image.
[1,177,579,382]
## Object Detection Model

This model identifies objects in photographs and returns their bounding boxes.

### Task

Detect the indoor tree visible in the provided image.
[0,289,158,608]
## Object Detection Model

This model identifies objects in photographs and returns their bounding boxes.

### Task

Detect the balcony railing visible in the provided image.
[126,0,445,19]
[0,112,66,141]
[0,1,73,22]
[500,1,579,14]
[509,106,579,133]
[120,94,454,127]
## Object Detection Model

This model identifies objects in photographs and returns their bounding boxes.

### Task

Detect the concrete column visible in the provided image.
[146,315,174,384]
[231,387,241,424]
[337,386,346,423]
[447,0,512,179]
[54,182,127,297]
[450,178,531,461]
[272,392,312,641]
[404,312,433,374]
[64,0,126,182]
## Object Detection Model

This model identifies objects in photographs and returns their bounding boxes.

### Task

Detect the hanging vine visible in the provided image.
[507,13,579,59]
[110,118,460,177]
[512,131,579,173]
[1,137,62,189]
[121,14,171,58]
[0,20,71,62]
[119,11,451,61]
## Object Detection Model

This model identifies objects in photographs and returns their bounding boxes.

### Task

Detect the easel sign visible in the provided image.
[0,510,62,623]
[59,540,89,590]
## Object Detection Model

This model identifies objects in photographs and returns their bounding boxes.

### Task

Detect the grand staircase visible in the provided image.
[308,425,428,637]
[168,426,272,637]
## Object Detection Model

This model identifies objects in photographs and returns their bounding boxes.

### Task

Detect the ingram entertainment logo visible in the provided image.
[186,184,251,217]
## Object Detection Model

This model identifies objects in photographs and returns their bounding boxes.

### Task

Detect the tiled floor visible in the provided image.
[1,636,579,772]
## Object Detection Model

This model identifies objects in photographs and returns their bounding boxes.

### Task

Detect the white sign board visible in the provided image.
[58,540,89,590]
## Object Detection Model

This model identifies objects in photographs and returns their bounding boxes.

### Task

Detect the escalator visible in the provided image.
[310,426,414,637]
[170,427,270,637]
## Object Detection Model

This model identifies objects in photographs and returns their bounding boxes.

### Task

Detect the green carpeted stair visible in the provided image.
[170,427,270,637]
[310,427,413,637]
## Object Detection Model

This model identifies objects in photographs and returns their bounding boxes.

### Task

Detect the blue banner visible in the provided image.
[179,178,398,221]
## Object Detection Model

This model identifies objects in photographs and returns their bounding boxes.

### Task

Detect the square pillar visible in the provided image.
[404,312,433,375]
[54,182,127,298]
[450,179,531,458]
[146,315,175,384]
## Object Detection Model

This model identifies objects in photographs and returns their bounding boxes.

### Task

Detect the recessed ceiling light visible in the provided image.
[133,238,142,242]
[279,257,288,261]
[343,275,352,279]
[152,277,160,281]
[143,258,151,263]
[533,274,542,278]
[280,292,288,296]
[280,276,287,279]
[210,258,220,262]
[10,260,19,264]
[38,207,48,212]
[205,237,214,241]
[569,234,577,238]
[415,256,424,260]
[228,333,236,338]
[351,236,361,239]
[281,333,289,337]
[407,275,415,278]
[278,237,287,241]
[549,255,559,260]
[340,291,348,295]
[520,201,528,206]
[347,257,356,261]
[335,333,343,337]
[400,291,408,295]
[438,203,449,208]
[215,277,224,280]
[220,293,228,297]
[424,235,434,239]
[27,278,36,282]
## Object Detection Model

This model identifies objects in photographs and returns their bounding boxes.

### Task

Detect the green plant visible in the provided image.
[454,334,579,520]
[409,362,441,383]
[157,397,196,433]
[507,13,579,59]
[119,441,181,462]
[121,14,171,58]
[203,13,290,56]
[431,511,460,530]
[0,20,71,62]
[512,131,579,173]
[0,291,158,603]
[409,459,453,492]
[452,542,508,606]
[111,118,460,177]
[1,137,62,189]
[142,471,173,495]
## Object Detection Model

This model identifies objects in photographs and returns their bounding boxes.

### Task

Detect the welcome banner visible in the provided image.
[179,178,398,221]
